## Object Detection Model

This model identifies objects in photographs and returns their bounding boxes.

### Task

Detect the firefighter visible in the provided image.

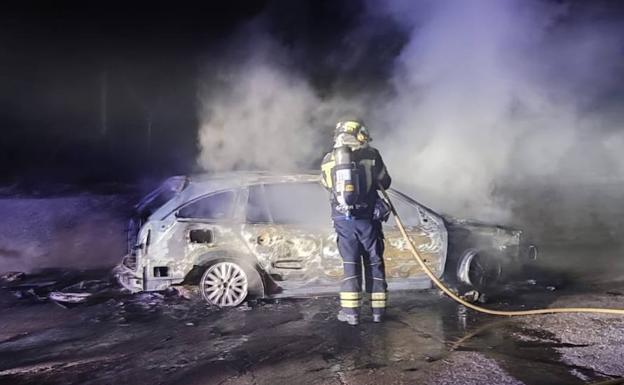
[321,120,392,325]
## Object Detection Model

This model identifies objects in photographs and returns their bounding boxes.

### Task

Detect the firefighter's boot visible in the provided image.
[371,292,386,323]
[337,309,359,326]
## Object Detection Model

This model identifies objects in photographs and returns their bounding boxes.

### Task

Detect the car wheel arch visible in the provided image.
[189,252,267,297]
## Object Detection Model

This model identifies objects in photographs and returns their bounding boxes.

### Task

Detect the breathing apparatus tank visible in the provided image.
[332,145,359,218]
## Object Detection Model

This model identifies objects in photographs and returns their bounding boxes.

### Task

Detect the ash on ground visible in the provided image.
[1,268,624,385]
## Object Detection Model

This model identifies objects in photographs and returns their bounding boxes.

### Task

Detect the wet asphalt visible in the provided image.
[1,272,624,385]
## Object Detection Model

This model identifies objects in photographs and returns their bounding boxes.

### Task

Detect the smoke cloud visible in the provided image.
[375,0,624,222]
[197,25,367,172]
[196,0,624,225]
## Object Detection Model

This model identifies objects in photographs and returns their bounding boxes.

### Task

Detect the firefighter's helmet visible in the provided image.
[335,120,371,143]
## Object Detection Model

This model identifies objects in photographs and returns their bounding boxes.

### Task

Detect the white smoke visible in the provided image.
[197,29,366,172]
[198,60,319,171]
[196,0,624,223]
[373,0,563,220]
[373,0,624,221]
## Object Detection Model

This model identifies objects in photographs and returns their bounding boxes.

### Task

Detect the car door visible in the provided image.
[133,188,244,291]
[241,182,337,286]
[170,189,246,267]
[382,190,448,280]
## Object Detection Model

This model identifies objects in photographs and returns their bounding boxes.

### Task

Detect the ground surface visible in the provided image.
[0,192,133,272]
[1,272,624,385]
[1,187,624,385]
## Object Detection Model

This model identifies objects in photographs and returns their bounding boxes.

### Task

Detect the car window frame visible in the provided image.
[383,189,443,229]
[245,183,274,224]
[383,193,415,228]
[171,189,240,223]
[388,188,440,219]
[260,181,330,226]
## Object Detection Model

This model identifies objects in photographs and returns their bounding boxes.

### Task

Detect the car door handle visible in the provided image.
[272,260,304,269]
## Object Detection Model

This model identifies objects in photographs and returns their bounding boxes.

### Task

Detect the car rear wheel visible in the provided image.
[200,262,249,307]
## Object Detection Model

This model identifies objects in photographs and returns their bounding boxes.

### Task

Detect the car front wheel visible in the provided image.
[456,249,502,291]
[200,261,249,307]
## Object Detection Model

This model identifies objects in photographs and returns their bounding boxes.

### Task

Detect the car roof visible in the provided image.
[188,170,320,187]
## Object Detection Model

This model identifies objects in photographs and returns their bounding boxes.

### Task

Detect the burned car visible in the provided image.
[115,172,536,306]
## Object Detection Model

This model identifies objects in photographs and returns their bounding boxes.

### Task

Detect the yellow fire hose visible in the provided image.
[379,187,624,317]
[589,379,624,385]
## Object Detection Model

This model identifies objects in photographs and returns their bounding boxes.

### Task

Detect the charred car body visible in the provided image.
[115,172,536,306]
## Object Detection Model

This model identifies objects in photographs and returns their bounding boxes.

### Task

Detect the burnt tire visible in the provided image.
[456,249,502,291]
[199,261,262,307]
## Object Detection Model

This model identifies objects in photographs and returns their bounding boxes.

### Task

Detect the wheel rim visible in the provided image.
[201,262,249,306]
[472,255,501,288]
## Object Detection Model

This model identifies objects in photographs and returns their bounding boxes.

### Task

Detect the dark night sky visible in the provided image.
[0,0,371,184]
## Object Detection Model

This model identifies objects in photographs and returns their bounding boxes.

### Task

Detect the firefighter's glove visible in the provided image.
[373,198,391,222]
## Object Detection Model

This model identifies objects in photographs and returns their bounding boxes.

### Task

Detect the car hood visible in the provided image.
[441,214,520,234]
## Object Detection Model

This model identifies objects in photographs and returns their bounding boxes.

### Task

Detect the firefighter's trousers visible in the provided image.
[334,218,387,316]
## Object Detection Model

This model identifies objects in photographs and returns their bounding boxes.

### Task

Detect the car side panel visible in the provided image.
[139,220,251,291]
[241,224,333,282]
[384,227,446,278]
